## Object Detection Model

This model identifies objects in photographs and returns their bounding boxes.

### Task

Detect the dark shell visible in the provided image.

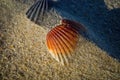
[26,0,48,23]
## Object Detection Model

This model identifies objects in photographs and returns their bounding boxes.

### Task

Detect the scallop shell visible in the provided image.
[26,0,48,23]
[46,19,85,65]
[62,19,86,34]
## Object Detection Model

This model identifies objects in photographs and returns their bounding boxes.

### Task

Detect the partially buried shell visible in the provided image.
[26,0,49,23]
[46,19,86,65]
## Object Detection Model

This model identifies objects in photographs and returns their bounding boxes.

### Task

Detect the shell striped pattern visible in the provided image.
[46,19,83,65]
[26,0,48,23]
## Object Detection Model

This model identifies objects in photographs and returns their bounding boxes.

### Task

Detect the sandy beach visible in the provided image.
[0,0,120,80]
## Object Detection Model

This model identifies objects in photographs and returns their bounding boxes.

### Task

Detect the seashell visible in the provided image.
[46,19,86,65]
[62,19,86,35]
[26,0,49,23]
[26,0,86,29]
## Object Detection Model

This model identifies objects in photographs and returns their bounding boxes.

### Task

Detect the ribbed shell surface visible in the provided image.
[46,21,79,64]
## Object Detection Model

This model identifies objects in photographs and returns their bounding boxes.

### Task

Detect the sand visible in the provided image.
[0,0,120,80]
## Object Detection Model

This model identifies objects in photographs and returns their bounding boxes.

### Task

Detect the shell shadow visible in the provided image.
[53,0,120,61]
[102,8,120,60]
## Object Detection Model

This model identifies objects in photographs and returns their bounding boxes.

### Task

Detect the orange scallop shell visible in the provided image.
[46,19,85,65]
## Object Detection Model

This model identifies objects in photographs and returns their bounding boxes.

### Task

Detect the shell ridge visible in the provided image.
[29,1,42,21]
[34,0,44,21]
[50,29,68,64]
[53,27,73,59]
